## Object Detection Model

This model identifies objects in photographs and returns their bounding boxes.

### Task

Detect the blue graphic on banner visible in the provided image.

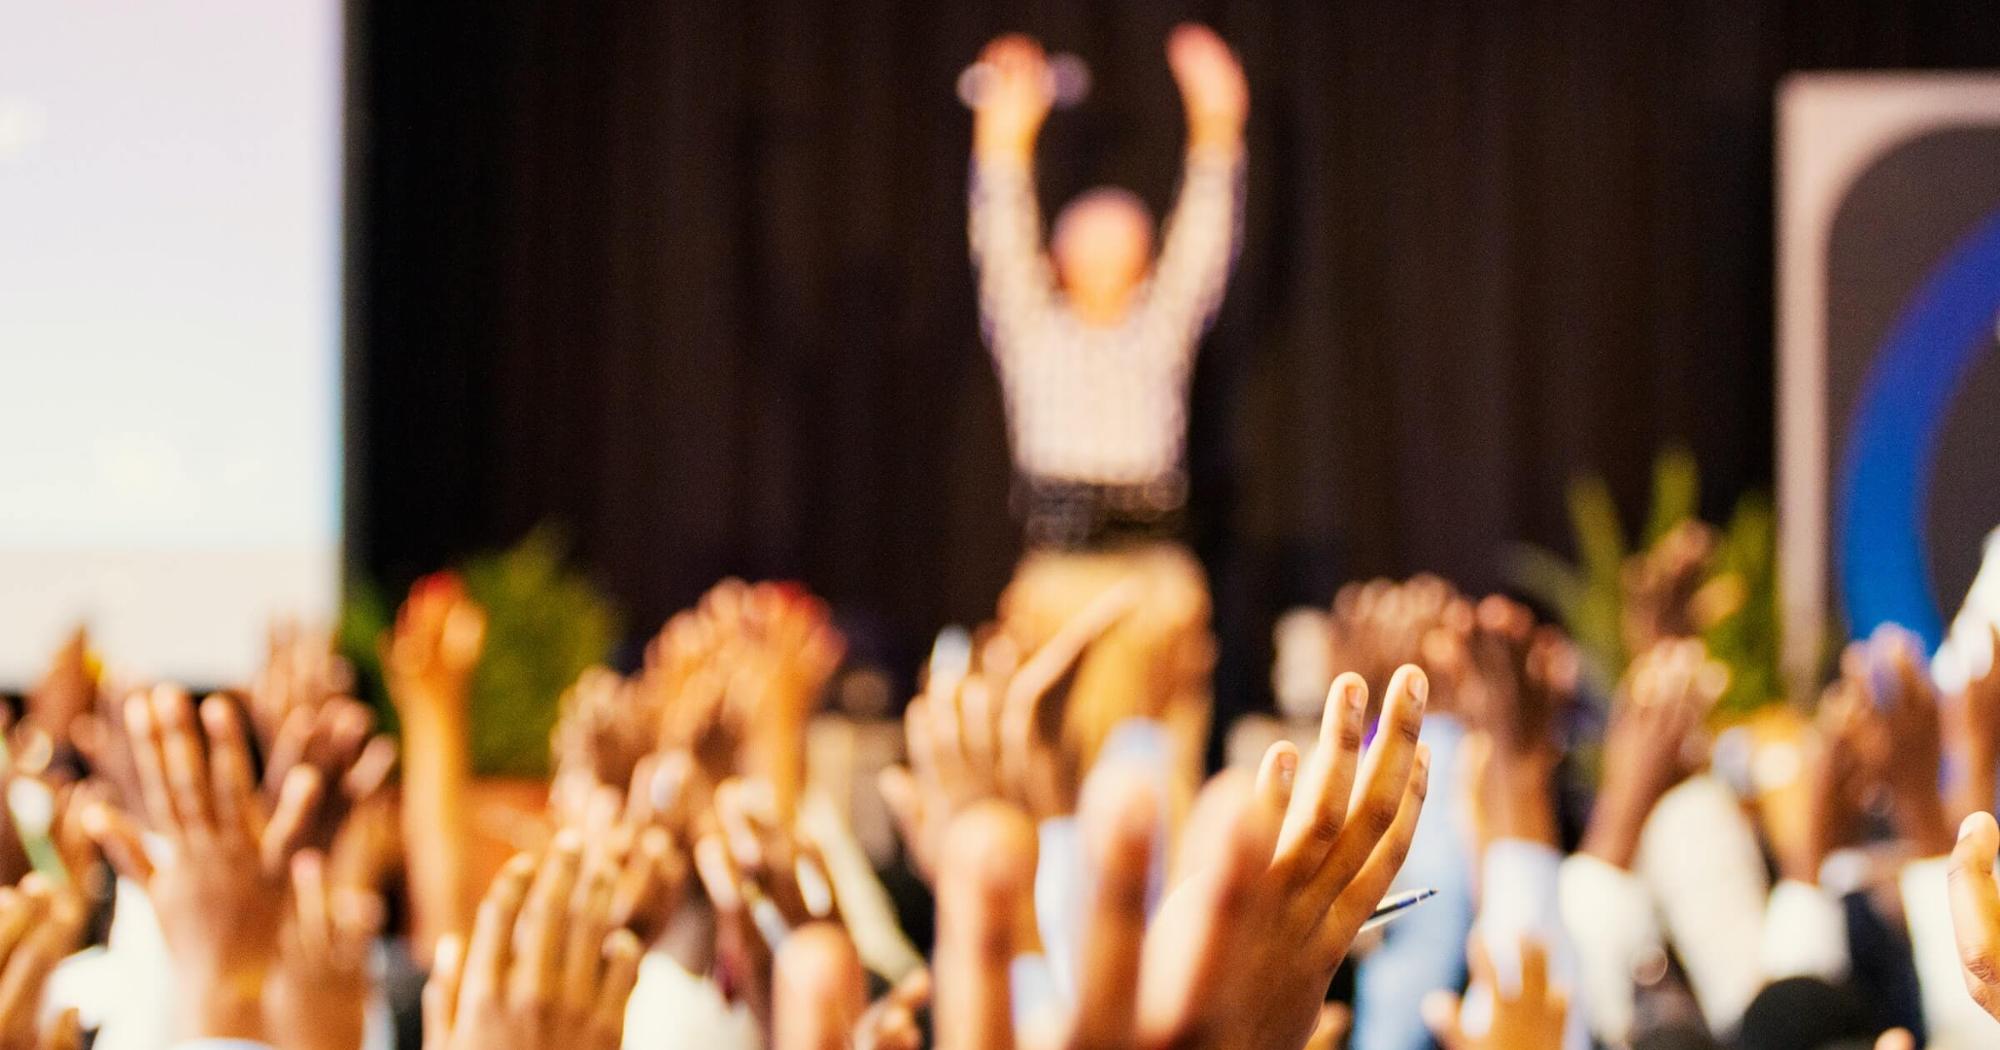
[1836,209,2000,649]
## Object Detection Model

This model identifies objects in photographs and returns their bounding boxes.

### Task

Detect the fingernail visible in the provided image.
[1962,813,1985,843]
[1276,749,1298,791]
[1409,670,1429,707]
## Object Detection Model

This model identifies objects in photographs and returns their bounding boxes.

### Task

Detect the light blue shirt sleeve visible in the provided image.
[1351,715,1476,1050]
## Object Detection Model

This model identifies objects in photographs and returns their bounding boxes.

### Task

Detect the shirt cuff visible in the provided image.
[1011,953,1065,1040]
[1636,775,1769,1034]
[1035,816,1083,1000]
[1559,852,1662,1047]
[1482,839,1563,940]
[1761,878,1848,982]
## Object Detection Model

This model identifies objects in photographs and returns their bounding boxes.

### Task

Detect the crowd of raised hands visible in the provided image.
[7,550,2000,1050]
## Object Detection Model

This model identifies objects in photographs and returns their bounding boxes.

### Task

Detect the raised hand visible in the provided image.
[1165,23,1248,153]
[1148,665,1430,1050]
[931,667,1429,1050]
[1768,676,1879,886]
[1619,520,1718,659]
[1327,576,1467,715]
[550,667,663,829]
[556,763,690,948]
[1863,627,1956,855]
[934,673,1429,1050]
[422,836,644,1050]
[1452,596,1576,847]
[1949,811,2000,1019]
[0,876,84,1050]
[972,34,1055,161]
[263,694,396,855]
[882,589,1130,881]
[694,777,841,1038]
[1579,638,1726,869]
[0,875,84,1050]
[23,626,95,763]
[265,849,386,1050]
[384,572,486,957]
[383,571,487,721]
[251,618,356,745]
[641,580,845,819]
[1423,936,1569,1050]
[81,686,323,1041]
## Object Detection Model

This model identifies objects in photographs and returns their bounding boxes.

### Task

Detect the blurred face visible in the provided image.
[1051,190,1152,319]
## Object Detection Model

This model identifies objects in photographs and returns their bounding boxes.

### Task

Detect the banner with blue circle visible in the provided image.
[1835,208,2000,650]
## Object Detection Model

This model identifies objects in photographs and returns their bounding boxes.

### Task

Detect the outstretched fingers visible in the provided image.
[1322,742,1431,961]
[459,853,536,1013]
[200,697,264,847]
[1309,666,1428,910]
[1274,673,1368,879]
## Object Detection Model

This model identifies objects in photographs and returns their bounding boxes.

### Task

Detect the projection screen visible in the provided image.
[0,0,344,686]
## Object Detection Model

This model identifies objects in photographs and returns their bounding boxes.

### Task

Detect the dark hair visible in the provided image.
[1737,977,1875,1050]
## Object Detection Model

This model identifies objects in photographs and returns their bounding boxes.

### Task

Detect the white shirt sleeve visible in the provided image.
[1760,878,1849,983]
[1635,774,1770,1035]
[967,158,1056,367]
[1902,856,2000,1050]
[1034,815,1083,1001]
[1471,839,1591,1050]
[1558,852,1662,1048]
[1139,149,1244,357]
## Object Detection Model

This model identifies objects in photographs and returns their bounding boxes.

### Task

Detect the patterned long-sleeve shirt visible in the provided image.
[968,148,1244,490]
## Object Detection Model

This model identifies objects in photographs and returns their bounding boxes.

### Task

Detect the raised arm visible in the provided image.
[1146,24,1247,344]
[967,35,1058,353]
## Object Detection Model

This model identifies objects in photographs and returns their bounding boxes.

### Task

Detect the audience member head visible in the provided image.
[1737,977,1874,1050]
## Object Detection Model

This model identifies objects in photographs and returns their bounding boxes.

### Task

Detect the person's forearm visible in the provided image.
[1954,742,1998,825]
[1487,755,1558,847]
[1146,147,1243,337]
[1898,791,1959,858]
[974,119,1036,165]
[398,694,472,958]
[967,154,1053,350]
[1184,126,1244,163]
[179,968,268,1044]
[1578,791,1648,871]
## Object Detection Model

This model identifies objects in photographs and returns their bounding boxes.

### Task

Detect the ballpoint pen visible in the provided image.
[1358,887,1437,935]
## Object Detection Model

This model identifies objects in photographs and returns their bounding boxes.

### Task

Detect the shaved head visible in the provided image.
[1051,187,1153,319]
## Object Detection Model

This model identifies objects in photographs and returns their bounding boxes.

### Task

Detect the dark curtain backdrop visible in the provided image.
[347,0,2000,725]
